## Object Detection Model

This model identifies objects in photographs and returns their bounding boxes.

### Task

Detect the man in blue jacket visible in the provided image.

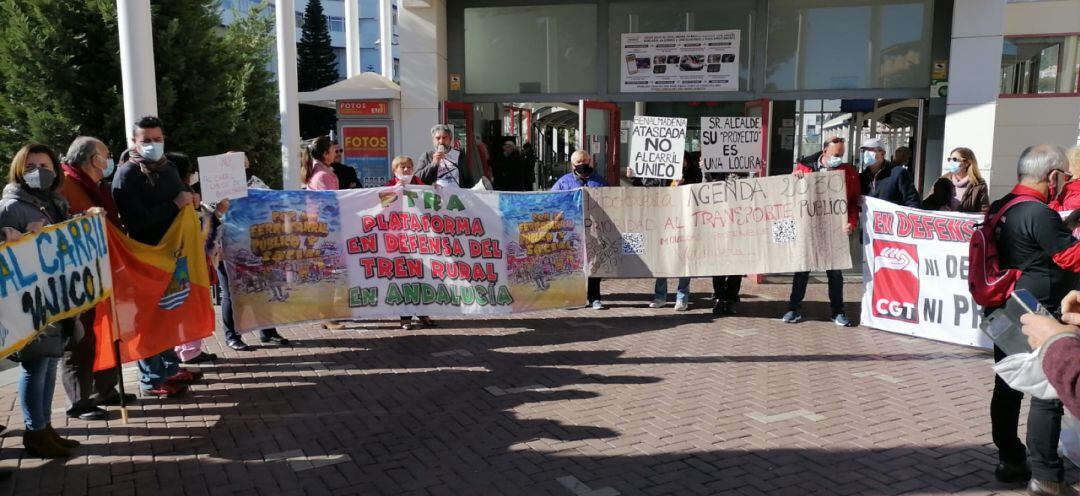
[858,138,921,208]
[552,150,607,309]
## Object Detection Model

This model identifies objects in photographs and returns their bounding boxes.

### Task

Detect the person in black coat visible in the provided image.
[858,137,921,208]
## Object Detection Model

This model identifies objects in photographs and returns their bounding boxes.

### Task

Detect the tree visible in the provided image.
[0,0,281,187]
[296,0,339,140]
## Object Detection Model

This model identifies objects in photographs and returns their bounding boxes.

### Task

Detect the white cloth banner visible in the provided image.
[859,197,992,349]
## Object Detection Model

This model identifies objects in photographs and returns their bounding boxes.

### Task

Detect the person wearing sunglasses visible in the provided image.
[940,147,989,213]
[858,138,920,208]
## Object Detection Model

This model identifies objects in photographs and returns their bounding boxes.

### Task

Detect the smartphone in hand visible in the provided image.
[980,289,1051,355]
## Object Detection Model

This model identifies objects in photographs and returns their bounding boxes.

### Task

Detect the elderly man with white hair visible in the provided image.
[858,137,921,208]
[551,150,608,309]
[416,124,475,188]
[985,144,1080,495]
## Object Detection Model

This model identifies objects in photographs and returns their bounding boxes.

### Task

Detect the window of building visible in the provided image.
[766,0,935,91]
[1000,34,1080,96]
[464,4,598,94]
[327,15,346,32]
[607,0,755,93]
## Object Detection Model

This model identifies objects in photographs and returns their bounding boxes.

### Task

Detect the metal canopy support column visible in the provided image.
[117,0,158,143]
[276,0,302,189]
[345,0,361,77]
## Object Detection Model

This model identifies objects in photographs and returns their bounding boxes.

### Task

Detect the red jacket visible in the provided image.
[385,175,426,187]
[795,152,862,230]
[1050,180,1080,212]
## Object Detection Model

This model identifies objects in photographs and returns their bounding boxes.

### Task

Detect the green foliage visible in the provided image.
[0,0,281,187]
[296,0,338,139]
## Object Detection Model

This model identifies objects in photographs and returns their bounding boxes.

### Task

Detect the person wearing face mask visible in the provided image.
[552,150,608,309]
[0,143,84,457]
[386,156,438,329]
[982,145,1080,495]
[782,136,861,327]
[112,116,201,398]
[939,147,989,213]
[858,137,921,208]
[56,136,134,421]
[1048,146,1080,212]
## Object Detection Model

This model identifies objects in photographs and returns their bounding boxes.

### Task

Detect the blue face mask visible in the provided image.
[103,157,116,178]
[140,142,164,162]
[825,156,843,168]
[862,150,877,166]
[943,161,961,175]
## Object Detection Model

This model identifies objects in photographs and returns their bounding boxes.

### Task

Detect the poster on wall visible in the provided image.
[700,117,764,174]
[342,125,391,187]
[620,30,740,93]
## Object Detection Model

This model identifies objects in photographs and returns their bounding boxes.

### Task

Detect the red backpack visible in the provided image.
[968,196,1039,308]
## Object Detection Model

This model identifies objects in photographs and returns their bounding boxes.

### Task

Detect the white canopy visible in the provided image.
[298,72,401,108]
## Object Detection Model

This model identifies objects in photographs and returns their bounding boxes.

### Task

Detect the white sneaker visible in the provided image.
[591,300,606,310]
[648,299,665,308]
[674,301,689,311]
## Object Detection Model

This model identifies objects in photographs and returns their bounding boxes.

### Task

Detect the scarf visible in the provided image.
[128,146,169,186]
[61,163,122,226]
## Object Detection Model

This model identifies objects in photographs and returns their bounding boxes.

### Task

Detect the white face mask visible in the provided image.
[188,172,200,186]
[395,172,413,182]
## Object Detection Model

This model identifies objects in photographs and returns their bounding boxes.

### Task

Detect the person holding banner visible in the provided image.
[113,116,202,397]
[984,145,1080,493]
[859,138,921,208]
[941,147,989,213]
[386,155,439,329]
[58,136,130,419]
[699,155,748,316]
[553,150,608,309]
[0,143,83,457]
[626,161,687,310]
[782,136,860,327]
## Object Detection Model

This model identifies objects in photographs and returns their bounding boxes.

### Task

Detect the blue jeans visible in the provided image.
[654,278,691,303]
[138,349,181,391]
[19,356,59,431]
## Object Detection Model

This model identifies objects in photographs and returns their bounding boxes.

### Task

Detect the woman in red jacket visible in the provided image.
[386,156,437,330]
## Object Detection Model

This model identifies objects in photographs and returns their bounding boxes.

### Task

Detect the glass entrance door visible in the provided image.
[578,100,621,185]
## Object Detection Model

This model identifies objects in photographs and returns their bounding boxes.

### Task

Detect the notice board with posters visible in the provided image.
[342,125,391,186]
[620,30,740,92]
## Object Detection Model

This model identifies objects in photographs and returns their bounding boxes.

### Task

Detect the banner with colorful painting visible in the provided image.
[859,197,991,348]
[221,187,586,332]
[0,215,112,359]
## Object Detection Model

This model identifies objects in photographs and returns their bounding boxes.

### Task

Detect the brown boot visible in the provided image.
[22,428,70,458]
[45,424,80,449]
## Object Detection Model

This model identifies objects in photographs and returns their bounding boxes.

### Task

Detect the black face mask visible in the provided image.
[573,165,593,177]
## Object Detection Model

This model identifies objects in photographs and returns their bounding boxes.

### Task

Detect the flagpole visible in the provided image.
[99,211,130,424]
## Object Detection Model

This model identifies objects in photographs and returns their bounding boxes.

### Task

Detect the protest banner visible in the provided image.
[0,215,112,359]
[629,115,687,181]
[859,197,991,348]
[197,152,248,205]
[585,171,852,277]
[701,117,764,174]
[221,188,586,332]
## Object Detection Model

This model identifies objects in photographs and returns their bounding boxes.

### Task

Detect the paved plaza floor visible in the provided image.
[0,279,1073,495]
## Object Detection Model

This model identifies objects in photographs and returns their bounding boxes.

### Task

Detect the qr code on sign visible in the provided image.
[621,233,646,255]
[771,219,797,245]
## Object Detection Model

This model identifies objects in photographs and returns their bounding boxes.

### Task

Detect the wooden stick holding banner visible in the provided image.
[94,210,129,423]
